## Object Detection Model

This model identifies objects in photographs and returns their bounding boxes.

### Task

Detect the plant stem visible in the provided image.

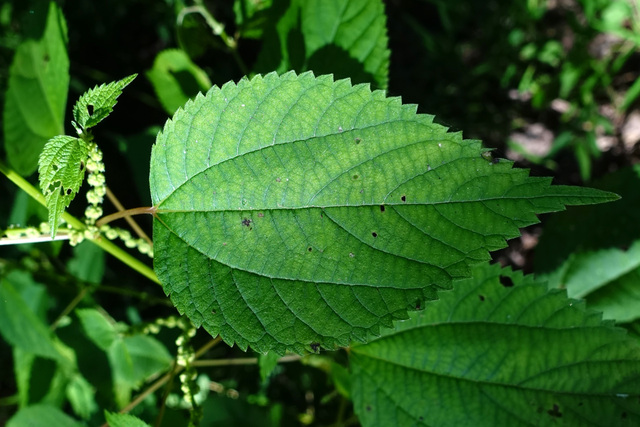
[105,187,153,246]
[50,287,89,330]
[96,206,156,227]
[0,160,160,285]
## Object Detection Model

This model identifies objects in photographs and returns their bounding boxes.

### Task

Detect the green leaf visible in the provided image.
[0,276,63,361]
[258,352,280,382]
[3,1,69,176]
[7,404,83,427]
[65,374,98,420]
[350,263,640,426]
[254,0,389,88]
[72,74,137,131]
[76,308,118,351]
[68,241,106,283]
[150,71,617,355]
[146,49,211,115]
[108,335,172,408]
[104,411,150,427]
[38,135,88,237]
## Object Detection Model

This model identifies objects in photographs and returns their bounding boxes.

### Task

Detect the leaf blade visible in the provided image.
[72,74,137,131]
[151,71,617,354]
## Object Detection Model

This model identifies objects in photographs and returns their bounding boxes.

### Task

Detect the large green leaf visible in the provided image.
[150,71,616,354]
[3,1,69,176]
[350,263,640,426]
[254,0,389,88]
[7,404,82,427]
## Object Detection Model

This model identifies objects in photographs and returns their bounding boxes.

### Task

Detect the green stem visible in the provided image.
[0,160,160,285]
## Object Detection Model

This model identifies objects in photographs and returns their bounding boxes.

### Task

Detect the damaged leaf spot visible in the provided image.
[310,342,320,352]
[87,104,94,116]
[478,295,485,301]
[499,275,514,287]
[547,404,562,418]
[241,218,252,227]
[355,137,361,144]
[372,232,378,238]
[401,195,406,202]
[379,205,385,212]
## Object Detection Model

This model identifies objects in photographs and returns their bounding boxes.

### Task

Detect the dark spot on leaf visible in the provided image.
[276,177,281,182]
[52,164,58,171]
[547,404,562,418]
[478,295,485,301]
[415,299,421,310]
[87,104,94,116]
[211,310,216,314]
[380,205,385,212]
[80,161,85,172]
[353,174,359,180]
[307,247,313,252]
[578,402,583,406]
[372,232,378,238]
[355,137,361,144]
[310,343,320,353]
[66,188,72,195]
[419,416,424,421]
[258,212,264,218]
[622,412,627,419]
[366,406,372,412]
[499,275,514,287]
[241,218,252,227]
[401,195,406,202]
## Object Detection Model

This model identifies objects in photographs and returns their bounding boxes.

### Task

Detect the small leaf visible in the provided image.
[150,71,617,355]
[350,263,640,426]
[104,411,150,427]
[72,74,137,131]
[258,352,280,382]
[3,2,69,176]
[146,49,211,115]
[38,135,88,237]
[76,308,118,351]
[65,374,98,420]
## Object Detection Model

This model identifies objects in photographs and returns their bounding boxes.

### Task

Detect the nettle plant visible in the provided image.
[3,1,640,426]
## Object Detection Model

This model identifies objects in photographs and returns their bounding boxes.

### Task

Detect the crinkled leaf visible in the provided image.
[350,263,640,426]
[3,2,69,176]
[146,49,211,116]
[254,0,389,88]
[38,135,88,237]
[150,71,617,355]
[104,411,150,427]
[72,74,136,131]
[7,404,83,427]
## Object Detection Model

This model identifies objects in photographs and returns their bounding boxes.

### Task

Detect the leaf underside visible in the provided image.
[150,71,617,354]
[350,263,640,426]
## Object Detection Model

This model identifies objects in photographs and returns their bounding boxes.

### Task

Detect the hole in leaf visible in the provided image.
[372,232,378,238]
[401,195,406,202]
[79,161,85,172]
[354,137,361,144]
[87,104,94,116]
[478,295,485,301]
[500,275,514,287]
[379,205,385,212]
[52,164,59,172]
[307,247,313,252]
[349,252,355,258]
[310,343,320,353]
[547,404,562,418]
[66,188,72,195]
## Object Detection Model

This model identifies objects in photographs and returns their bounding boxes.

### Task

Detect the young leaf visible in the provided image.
[72,74,137,131]
[146,49,211,115]
[350,263,640,426]
[38,135,88,237]
[4,2,69,176]
[150,71,617,355]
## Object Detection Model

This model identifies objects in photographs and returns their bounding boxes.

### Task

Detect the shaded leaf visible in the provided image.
[68,241,106,283]
[65,374,98,420]
[254,0,389,88]
[72,74,136,131]
[6,404,82,427]
[350,263,640,426]
[38,135,88,237]
[76,308,118,351]
[3,1,69,176]
[150,71,616,354]
[146,49,211,115]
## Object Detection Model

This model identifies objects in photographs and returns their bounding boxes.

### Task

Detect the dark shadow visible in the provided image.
[169,69,203,99]
[307,44,377,87]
